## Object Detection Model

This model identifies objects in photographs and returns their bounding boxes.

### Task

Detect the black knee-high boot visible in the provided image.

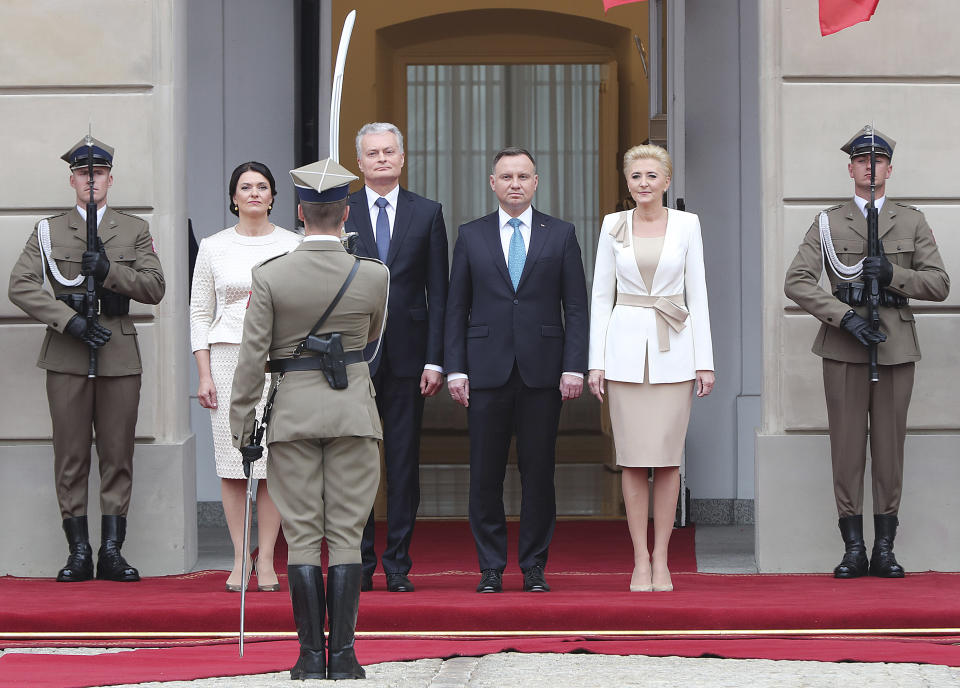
[57,516,94,582]
[326,563,365,680]
[287,564,326,680]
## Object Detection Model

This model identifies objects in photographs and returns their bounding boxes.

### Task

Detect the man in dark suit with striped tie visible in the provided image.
[345,122,449,593]
[444,147,588,594]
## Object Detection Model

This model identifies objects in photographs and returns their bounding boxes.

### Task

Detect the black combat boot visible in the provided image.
[57,516,94,582]
[870,514,905,578]
[834,515,869,579]
[326,563,365,680]
[287,564,327,680]
[96,515,140,581]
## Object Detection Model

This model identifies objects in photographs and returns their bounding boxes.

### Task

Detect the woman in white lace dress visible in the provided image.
[190,162,301,591]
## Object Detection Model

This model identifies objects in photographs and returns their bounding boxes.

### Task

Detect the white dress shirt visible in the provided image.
[76,204,107,226]
[497,206,533,263]
[854,195,886,217]
[365,184,400,238]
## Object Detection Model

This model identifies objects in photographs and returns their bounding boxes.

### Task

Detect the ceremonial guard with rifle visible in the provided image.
[784,126,950,579]
[8,136,165,582]
[229,158,388,680]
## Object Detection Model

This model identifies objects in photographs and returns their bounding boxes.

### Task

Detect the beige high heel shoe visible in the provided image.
[651,565,673,592]
[255,556,281,592]
[225,556,252,592]
[630,564,653,592]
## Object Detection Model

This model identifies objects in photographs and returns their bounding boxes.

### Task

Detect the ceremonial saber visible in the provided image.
[238,464,254,657]
[328,9,356,163]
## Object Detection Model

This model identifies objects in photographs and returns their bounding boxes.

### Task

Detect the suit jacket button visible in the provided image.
[513,299,519,305]
[827,317,833,322]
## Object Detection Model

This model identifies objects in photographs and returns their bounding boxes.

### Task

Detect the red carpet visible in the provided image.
[4,635,960,688]
[264,519,697,575]
[3,520,960,686]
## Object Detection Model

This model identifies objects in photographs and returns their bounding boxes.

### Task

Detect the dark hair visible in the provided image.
[492,147,536,173]
[228,161,277,216]
[300,199,348,231]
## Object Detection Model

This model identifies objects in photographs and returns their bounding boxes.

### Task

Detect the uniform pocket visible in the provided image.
[50,247,82,281]
[105,243,137,264]
[831,238,864,256]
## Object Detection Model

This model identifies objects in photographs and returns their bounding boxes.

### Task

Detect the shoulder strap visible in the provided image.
[307,258,361,338]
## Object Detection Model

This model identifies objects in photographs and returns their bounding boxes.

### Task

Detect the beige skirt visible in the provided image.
[607,377,694,468]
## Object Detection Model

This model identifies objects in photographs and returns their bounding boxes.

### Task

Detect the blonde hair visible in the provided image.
[623,144,673,179]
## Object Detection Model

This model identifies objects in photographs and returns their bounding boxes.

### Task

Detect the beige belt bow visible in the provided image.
[616,293,688,352]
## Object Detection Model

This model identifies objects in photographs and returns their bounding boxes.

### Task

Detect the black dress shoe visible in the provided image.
[522,564,550,592]
[360,572,373,592]
[386,573,414,592]
[476,569,502,593]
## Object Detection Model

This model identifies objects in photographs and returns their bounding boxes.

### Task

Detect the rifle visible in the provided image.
[84,134,100,379]
[865,126,881,383]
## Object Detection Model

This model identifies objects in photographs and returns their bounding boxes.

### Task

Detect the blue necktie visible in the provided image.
[507,217,525,290]
[375,197,390,262]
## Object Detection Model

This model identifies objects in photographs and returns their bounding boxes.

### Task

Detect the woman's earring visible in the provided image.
[232,203,238,212]
[268,204,273,211]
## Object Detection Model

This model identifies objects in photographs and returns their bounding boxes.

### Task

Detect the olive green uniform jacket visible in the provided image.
[784,199,949,364]
[230,240,389,448]
[8,207,166,375]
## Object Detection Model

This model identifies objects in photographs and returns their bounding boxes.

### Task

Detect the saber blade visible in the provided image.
[328,9,357,163]
[238,471,254,656]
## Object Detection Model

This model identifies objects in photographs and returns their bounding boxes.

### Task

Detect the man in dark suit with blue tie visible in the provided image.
[346,123,449,593]
[445,147,588,593]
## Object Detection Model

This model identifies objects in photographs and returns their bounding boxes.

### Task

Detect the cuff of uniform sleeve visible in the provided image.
[562,372,584,380]
[424,364,443,374]
[447,372,468,382]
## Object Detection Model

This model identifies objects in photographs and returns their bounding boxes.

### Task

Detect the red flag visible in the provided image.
[603,0,647,12]
[819,0,880,36]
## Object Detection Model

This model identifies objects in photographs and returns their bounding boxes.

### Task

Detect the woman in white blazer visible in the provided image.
[588,145,715,592]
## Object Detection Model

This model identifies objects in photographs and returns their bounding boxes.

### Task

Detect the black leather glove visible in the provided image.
[81,239,110,281]
[240,444,263,463]
[862,254,893,287]
[840,309,886,347]
[64,314,112,349]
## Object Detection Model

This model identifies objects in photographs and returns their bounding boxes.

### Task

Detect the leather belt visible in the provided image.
[615,293,688,352]
[267,350,365,373]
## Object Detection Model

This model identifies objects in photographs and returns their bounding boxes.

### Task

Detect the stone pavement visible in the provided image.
[3,648,959,687]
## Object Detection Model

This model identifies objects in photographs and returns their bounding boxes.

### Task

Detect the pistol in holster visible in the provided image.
[303,332,350,390]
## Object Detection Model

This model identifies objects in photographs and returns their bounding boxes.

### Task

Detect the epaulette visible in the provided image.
[893,201,920,211]
[355,255,389,273]
[253,252,289,270]
[822,203,843,212]
[111,209,147,223]
[42,210,69,223]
